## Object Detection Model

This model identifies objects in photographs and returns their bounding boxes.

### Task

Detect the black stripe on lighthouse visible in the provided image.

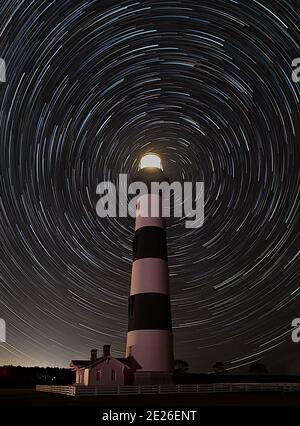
[133,226,167,261]
[128,293,172,331]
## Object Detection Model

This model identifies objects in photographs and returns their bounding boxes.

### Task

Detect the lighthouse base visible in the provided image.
[134,371,174,385]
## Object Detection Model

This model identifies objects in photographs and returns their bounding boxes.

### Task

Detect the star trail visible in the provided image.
[0,0,299,372]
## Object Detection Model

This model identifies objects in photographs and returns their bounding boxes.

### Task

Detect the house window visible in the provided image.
[111,369,116,381]
[96,370,102,382]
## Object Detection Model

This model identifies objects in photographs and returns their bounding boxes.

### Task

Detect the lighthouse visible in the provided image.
[126,154,174,384]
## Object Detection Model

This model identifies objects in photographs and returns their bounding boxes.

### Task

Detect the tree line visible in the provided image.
[0,365,75,387]
[174,360,268,374]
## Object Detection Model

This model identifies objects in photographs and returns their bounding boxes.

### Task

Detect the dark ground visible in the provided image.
[0,388,300,407]
[1,389,299,425]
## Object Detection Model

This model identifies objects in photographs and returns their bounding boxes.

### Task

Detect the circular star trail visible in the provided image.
[0,0,299,372]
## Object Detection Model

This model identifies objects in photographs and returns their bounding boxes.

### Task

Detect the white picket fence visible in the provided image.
[36,385,76,396]
[36,382,300,397]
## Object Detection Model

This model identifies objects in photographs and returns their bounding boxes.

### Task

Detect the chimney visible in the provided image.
[103,344,111,358]
[90,349,97,362]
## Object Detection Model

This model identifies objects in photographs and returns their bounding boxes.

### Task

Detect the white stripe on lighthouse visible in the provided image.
[130,258,169,295]
[135,194,165,231]
[126,329,173,372]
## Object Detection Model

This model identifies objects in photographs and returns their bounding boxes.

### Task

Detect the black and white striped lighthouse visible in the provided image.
[126,154,174,384]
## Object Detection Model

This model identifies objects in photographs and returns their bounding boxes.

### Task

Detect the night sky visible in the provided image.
[0,0,299,373]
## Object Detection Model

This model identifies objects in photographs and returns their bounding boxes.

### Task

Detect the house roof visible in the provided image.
[70,360,91,367]
[70,356,140,370]
[117,357,141,369]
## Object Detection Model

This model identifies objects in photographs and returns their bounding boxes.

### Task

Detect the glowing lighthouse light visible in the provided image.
[139,154,163,170]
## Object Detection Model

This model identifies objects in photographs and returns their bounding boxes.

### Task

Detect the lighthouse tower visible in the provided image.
[126,154,174,384]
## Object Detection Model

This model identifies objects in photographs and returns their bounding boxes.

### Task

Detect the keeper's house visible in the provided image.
[70,345,139,386]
